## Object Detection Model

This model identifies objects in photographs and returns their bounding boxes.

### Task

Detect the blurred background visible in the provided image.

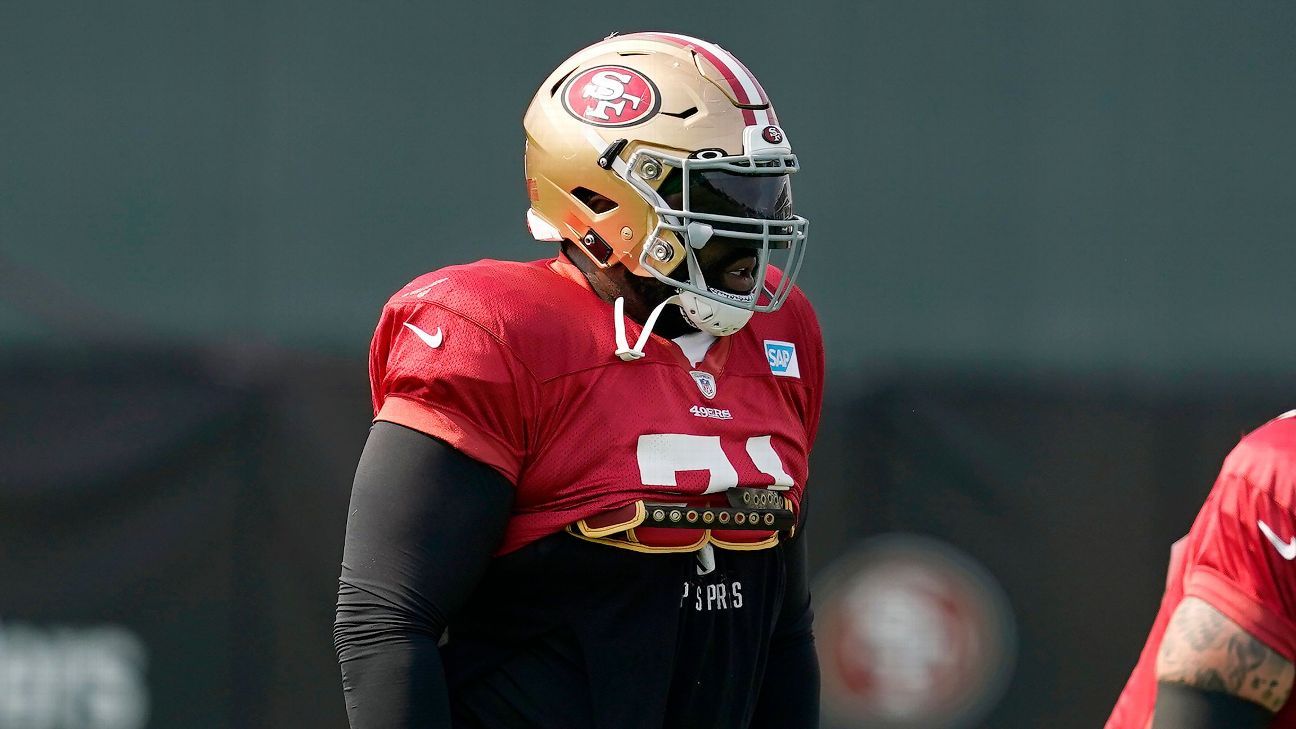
[2,1,1294,727]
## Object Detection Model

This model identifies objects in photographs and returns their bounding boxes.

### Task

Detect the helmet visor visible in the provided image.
[658,167,794,223]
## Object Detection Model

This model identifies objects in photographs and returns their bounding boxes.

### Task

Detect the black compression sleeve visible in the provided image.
[749,521,820,729]
[334,421,514,729]
[1152,682,1276,729]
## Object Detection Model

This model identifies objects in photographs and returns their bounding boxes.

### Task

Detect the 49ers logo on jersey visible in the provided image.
[562,65,660,127]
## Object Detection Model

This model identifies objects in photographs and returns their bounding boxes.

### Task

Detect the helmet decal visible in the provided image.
[562,65,661,128]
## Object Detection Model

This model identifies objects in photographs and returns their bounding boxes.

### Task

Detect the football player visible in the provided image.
[1106,412,1296,729]
[334,32,823,728]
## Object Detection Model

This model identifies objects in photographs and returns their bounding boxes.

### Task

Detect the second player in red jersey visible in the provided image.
[1107,412,1296,729]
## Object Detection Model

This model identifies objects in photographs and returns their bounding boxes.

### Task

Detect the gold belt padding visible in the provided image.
[567,498,784,554]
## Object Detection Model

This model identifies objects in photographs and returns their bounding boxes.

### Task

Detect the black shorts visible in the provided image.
[442,532,790,729]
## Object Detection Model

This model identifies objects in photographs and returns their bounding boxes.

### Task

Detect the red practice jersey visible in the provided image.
[368,257,824,555]
[1106,412,1296,729]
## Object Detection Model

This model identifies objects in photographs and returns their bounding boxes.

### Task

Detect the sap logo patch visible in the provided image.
[764,340,800,378]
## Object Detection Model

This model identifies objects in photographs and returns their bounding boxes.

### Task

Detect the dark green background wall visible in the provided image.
[4,4,1296,727]
[4,1,1294,373]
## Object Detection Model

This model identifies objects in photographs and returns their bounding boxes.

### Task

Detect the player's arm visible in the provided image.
[334,422,514,729]
[749,508,820,729]
[1152,596,1294,728]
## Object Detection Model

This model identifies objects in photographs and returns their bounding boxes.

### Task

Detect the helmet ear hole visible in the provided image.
[571,187,619,214]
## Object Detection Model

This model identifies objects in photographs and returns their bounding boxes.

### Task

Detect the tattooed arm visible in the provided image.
[1151,596,1294,728]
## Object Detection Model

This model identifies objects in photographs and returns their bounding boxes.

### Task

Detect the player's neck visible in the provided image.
[560,242,696,339]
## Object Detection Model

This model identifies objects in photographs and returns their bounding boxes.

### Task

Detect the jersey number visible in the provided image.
[636,434,792,493]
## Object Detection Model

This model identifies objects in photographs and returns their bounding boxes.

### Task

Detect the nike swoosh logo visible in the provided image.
[403,322,444,349]
[1258,520,1296,560]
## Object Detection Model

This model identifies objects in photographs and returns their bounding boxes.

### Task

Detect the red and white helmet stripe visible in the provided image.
[637,32,777,127]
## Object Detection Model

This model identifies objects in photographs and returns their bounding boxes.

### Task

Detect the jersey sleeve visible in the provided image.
[369,299,537,484]
[1181,470,1296,662]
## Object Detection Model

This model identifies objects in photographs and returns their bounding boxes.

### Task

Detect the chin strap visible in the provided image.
[614,294,681,361]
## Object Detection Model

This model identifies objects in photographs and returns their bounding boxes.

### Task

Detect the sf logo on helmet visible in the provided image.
[584,71,641,119]
[563,65,660,128]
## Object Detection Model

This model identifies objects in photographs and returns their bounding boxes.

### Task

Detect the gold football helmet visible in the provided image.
[523,32,809,342]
